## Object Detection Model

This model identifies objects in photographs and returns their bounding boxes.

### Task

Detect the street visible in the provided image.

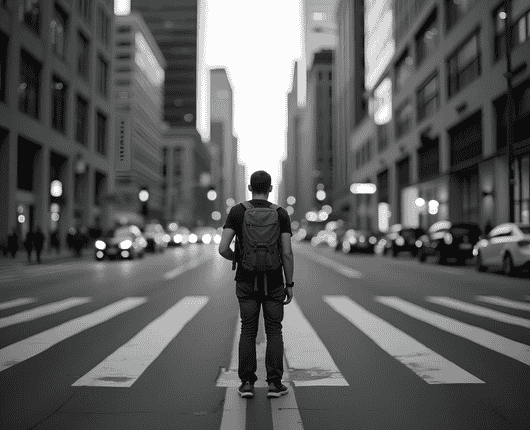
[0,242,529,430]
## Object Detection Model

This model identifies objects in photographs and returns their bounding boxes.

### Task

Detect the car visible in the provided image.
[192,226,220,244]
[339,229,379,254]
[417,221,452,262]
[95,225,147,260]
[311,229,336,247]
[474,222,530,275]
[168,226,190,247]
[380,224,425,258]
[437,222,482,265]
[142,223,169,253]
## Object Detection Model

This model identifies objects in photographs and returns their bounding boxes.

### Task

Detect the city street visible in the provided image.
[0,242,529,430]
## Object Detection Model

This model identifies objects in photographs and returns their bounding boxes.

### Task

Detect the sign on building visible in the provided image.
[116,115,131,172]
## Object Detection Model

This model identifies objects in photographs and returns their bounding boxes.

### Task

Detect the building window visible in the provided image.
[19,50,42,119]
[51,4,67,60]
[117,25,131,33]
[377,123,389,153]
[0,31,7,102]
[174,147,182,177]
[449,111,482,167]
[77,0,92,25]
[515,9,530,46]
[51,75,67,133]
[96,54,108,97]
[97,5,110,47]
[513,155,530,223]
[446,0,471,31]
[417,135,440,181]
[24,0,41,34]
[77,32,90,81]
[75,95,89,146]
[395,49,413,93]
[493,4,510,62]
[94,171,106,206]
[415,9,440,66]
[96,111,107,155]
[447,31,481,98]
[417,72,439,122]
[162,147,168,177]
[395,98,413,138]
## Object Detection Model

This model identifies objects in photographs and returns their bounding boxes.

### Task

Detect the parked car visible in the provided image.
[311,229,336,247]
[417,221,452,262]
[474,222,530,275]
[143,223,169,253]
[380,224,425,257]
[95,225,147,260]
[436,222,482,265]
[339,230,379,254]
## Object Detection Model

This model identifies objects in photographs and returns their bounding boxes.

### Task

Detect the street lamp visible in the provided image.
[139,186,149,218]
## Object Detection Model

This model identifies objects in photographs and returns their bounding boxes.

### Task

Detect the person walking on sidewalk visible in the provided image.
[7,228,19,258]
[24,230,34,263]
[218,170,295,400]
[32,226,45,264]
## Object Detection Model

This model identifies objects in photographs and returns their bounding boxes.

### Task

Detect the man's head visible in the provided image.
[248,170,272,198]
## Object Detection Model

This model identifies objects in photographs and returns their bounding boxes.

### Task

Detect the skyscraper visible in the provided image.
[131,0,198,128]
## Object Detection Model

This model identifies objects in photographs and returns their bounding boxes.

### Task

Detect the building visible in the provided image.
[209,68,236,220]
[0,0,115,248]
[131,0,198,128]
[235,160,246,204]
[350,0,530,233]
[112,13,166,226]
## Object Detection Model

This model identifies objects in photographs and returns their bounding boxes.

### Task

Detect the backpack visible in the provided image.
[235,201,283,272]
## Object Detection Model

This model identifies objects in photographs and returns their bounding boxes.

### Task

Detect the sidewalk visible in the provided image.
[0,248,93,268]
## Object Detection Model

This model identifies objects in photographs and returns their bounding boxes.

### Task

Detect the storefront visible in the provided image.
[513,152,530,224]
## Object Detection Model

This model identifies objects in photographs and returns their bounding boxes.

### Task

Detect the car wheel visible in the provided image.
[502,253,515,276]
[476,252,487,272]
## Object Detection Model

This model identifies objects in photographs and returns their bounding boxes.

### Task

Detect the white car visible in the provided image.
[474,223,530,275]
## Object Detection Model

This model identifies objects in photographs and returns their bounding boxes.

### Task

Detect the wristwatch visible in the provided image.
[285,282,294,288]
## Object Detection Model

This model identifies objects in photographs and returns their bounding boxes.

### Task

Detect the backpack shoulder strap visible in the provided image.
[269,203,281,211]
[241,201,253,210]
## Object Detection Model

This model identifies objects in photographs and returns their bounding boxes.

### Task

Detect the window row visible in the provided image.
[355,139,372,170]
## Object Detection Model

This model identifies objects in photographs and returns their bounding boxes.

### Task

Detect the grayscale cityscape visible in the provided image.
[0,0,529,428]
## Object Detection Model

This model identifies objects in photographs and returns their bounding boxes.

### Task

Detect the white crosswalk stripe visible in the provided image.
[476,296,530,312]
[0,298,37,311]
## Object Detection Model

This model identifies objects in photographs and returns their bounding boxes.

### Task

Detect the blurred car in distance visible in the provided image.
[143,223,169,253]
[416,221,452,262]
[437,222,482,265]
[379,224,425,258]
[95,225,147,260]
[168,226,190,247]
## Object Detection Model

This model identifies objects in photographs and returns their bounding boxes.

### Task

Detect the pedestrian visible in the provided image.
[218,170,295,400]
[7,228,19,258]
[50,230,60,254]
[24,230,34,263]
[32,226,45,264]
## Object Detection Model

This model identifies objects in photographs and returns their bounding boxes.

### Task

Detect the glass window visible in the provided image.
[19,51,42,119]
[446,0,471,30]
[493,4,509,61]
[447,32,481,98]
[416,10,440,66]
[395,98,413,138]
[77,32,90,80]
[75,95,89,145]
[395,49,413,92]
[417,72,439,121]
[77,0,92,25]
[51,76,67,132]
[24,0,40,34]
[96,111,107,156]
[51,4,67,60]
[96,54,108,97]
[97,5,110,47]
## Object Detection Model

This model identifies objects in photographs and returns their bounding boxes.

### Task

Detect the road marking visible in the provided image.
[377,296,530,367]
[218,314,304,430]
[0,297,91,329]
[283,298,348,386]
[0,298,37,311]
[475,296,530,312]
[325,296,483,384]
[72,296,209,387]
[0,297,147,373]
[294,247,362,279]
[427,296,530,329]
[162,254,212,280]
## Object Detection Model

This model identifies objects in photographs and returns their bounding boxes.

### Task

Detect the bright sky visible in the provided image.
[197,0,304,204]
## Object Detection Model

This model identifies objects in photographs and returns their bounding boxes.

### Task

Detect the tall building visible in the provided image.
[209,68,236,220]
[112,13,166,226]
[0,0,115,247]
[298,49,334,221]
[235,161,247,204]
[131,0,198,128]
[349,0,530,232]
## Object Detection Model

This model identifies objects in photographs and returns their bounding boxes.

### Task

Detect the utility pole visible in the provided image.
[504,0,515,222]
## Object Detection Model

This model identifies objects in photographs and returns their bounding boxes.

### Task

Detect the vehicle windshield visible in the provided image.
[519,226,530,234]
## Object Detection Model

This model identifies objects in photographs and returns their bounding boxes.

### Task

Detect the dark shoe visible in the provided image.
[267,381,288,398]
[238,381,254,399]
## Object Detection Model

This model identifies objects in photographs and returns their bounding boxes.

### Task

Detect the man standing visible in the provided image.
[32,226,45,264]
[218,170,295,399]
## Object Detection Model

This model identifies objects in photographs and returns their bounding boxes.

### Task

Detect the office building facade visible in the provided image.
[0,0,115,247]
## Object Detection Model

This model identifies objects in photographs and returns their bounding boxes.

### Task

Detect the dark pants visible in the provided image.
[236,279,285,385]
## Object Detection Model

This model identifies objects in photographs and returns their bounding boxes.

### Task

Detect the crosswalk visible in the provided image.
[0,260,99,283]
[1,293,529,428]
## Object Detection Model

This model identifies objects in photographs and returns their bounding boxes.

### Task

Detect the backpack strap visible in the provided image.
[241,201,253,210]
[269,203,281,211]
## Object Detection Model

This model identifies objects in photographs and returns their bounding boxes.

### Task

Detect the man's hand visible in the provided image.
[283,286,293,305]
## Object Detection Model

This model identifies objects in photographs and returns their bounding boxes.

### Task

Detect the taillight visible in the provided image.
[517,240,530,247]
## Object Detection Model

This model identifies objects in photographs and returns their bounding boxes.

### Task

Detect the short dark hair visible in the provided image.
[250,170,271,194]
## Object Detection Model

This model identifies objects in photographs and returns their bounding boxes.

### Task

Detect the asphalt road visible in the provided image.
[0,242,529,430]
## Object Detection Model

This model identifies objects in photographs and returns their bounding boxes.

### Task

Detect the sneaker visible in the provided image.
[267,381,289,398]
[238,381,254,398]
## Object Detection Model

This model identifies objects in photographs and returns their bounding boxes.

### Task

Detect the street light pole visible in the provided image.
[504,0,515,222]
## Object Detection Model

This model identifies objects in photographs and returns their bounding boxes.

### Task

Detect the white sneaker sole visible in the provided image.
[238,391,254,398]
[267,388,289,398]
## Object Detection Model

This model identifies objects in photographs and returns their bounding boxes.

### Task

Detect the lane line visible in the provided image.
[377,296,530,367]
[270,380,304,430]
[0,297,92,329]
[72,296,209,387]
[427,296,530,329]
[0,298,36,311]
[325,296,483,384]
[294,247,362,279]
[282,298,349,387]
[162,254,212,280]
[0,297,147,373]
[476,296,530,311]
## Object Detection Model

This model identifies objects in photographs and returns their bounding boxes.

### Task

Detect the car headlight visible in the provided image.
[369,236,377,245]
[95,240,106,250]
[202,234,212,244]
[415,240,422,248]
[395,237,405,246]
[349,237,357,244]
[174,234,182,243]
[214,234,221,244]
[162,234,170,243]
[119,239,132,249]
[444,233,453,245]
[189,234,197,243]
